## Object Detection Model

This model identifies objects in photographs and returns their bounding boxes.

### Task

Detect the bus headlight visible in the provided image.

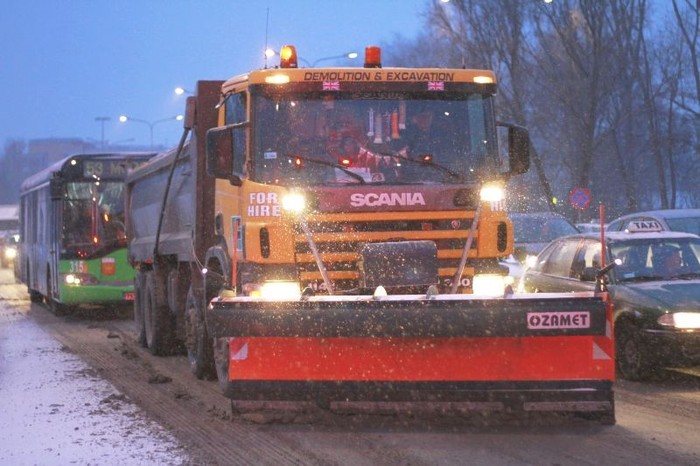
[64,273,98,286]
[472,274,508,296]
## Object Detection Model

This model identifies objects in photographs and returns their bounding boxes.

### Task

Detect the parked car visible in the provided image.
[607,208,700,236]
[576,222,606,234]
[510,212,579,265]
[520,224,700,380]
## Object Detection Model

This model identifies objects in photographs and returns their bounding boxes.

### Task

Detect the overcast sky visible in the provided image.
[1,0,427,149]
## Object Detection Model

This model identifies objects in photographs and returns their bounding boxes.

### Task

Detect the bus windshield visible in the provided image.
[62,181,126,258]
[252,92,498,185]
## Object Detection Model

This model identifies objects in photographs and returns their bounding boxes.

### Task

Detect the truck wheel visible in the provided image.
[167,268,188,353]
[133,270,147,347]
[185,286,215,379]
[616,322,653,381]
[144,271,174,356]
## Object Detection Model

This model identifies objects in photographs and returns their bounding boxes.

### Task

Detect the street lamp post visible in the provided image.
[95,116,111,149]
[310,52,358,67]
[174,87,194,96]
[119,115,184,149]
[264,49,358,68]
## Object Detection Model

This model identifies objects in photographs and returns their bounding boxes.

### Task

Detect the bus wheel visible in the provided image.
[47,274,69,317]
[29,289,43,303]
[184,286,215,380]
[144,271,174,356]
[133,270,147,347]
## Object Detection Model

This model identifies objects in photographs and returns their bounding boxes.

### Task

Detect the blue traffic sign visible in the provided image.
[570,187,591,210]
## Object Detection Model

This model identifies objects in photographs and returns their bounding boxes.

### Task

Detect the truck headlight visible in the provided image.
[472,274,507,296]
[479,183,505,203]
[281,192,306,213]
[658,312,700,329]
[259,281,301,300]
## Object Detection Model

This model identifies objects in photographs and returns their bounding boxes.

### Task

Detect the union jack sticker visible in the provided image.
[323,81,340,91]
[428,81,445,91]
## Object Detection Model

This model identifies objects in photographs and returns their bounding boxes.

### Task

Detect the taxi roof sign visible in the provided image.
[626,220,664,233]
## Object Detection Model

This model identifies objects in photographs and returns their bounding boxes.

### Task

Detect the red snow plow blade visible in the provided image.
[207,292,615,421]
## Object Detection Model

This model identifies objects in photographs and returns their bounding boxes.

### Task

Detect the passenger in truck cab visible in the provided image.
[338,137,366,167]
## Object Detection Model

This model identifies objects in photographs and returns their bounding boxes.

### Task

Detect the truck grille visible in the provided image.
[293,211,477,291]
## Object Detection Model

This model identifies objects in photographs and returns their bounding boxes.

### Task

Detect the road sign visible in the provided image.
[570,187,591,210]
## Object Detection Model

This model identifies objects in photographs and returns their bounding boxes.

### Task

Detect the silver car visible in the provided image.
[607,209,700,236]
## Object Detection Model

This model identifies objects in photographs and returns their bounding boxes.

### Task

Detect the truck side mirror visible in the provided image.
[205,125,242,185]
[497,122,530,177]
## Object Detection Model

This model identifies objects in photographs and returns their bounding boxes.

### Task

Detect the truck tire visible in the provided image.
[185,286,215,379]
[167,268,188,353]
[144,271,174,356]
[133,270,147,347]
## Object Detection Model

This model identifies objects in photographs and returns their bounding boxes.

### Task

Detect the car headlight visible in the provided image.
[4,247,17,260]
[658,312,700,329]
[524,254,538,269]
[472,274,508,296]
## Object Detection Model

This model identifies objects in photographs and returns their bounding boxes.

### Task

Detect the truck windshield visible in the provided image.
[61,181,127,258]
[253,92,498,185]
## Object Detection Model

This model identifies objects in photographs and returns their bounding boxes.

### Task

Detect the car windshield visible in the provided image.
[252,92,499,186]
[513,215,579,243]
[610,237,700,282]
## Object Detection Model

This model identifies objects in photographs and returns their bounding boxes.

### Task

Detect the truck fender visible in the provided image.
[204,244,231,297]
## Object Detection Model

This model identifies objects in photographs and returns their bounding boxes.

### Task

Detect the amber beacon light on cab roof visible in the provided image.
[125,45,617,424]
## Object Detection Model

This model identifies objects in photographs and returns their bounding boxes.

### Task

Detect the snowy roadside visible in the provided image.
[0,280,192,465]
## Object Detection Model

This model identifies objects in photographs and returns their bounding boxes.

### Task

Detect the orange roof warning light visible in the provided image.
[280,45,298,68]
[364,46,381,68]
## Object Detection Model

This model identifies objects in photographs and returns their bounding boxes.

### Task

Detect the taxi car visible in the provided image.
[520,224,700,380]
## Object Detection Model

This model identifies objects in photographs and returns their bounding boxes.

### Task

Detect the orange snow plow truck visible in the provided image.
[126,45,615,423]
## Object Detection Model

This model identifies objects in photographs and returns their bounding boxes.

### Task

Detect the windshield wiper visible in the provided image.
[371,149,464,182]
[619,275,665,283]
[284,155,366,184]
[675,272,700,280]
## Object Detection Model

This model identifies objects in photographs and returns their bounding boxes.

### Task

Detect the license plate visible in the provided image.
[123,292,135,301]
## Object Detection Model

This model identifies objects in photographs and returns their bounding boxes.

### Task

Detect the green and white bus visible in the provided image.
[19,152,155,314]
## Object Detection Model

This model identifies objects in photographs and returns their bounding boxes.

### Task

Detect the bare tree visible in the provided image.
[383,0,697,214]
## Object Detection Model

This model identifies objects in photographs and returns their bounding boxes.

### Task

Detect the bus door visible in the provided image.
[49,195,62,301]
